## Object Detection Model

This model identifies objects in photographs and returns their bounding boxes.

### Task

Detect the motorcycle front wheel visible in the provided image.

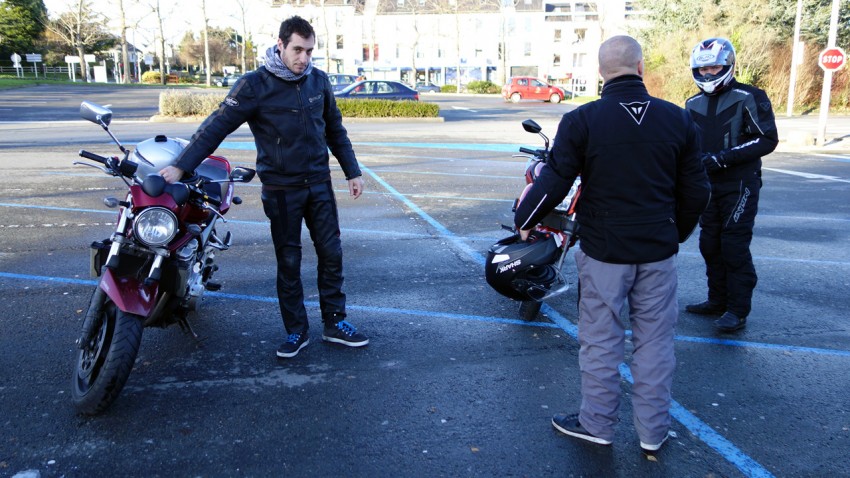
[71,299,143,415]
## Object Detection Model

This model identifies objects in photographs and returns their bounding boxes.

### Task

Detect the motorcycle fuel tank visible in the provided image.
[131,135,189,178]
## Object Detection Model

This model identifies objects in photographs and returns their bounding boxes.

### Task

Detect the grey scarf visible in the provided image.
[263,45,313,81]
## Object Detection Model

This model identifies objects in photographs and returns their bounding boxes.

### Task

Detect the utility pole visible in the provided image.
[786,0,803,117]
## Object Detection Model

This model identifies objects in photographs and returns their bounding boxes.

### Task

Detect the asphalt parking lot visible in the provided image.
[1,86,849,477]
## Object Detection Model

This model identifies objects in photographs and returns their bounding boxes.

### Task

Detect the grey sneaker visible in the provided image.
[322,320,369,347]
[276,332,309,358]
[551,413,612,445]
[640,431,670,452]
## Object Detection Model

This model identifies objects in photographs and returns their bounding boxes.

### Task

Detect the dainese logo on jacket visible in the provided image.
[308,94,323,103]
[224,97,239,107]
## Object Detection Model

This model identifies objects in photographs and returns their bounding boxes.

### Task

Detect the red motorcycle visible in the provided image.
[71,101,255,414]
[486,119,582,321]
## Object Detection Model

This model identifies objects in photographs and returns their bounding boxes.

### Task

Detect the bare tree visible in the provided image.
[150,0,167,84]
[43,0,112,82]
[234,0,249,74]
[112,0,137,83]
[201,0,211,85]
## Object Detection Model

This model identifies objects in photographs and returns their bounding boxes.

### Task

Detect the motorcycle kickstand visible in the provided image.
[177,315,200,340]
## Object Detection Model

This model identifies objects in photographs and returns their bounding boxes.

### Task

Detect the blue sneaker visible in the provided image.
[322,320,369,347]
[276,332,309,358]
[552,413,612,445]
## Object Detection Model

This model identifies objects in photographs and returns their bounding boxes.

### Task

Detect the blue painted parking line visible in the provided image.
[1,271,846,360]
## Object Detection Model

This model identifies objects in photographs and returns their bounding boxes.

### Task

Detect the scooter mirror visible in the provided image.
[230,167,256,183]
[522,119,541,134]
[80,101,113,126]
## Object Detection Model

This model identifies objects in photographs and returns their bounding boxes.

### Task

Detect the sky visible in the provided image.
[42,0,281,52]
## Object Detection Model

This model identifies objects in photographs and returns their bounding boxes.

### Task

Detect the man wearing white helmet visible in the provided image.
[684,37,778,332]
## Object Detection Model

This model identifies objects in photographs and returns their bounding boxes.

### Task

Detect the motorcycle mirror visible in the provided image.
[141,174,167,197]
[230,167,256,183]
[167,183,189,205]
[80,101,113,127]
[522,119,541,134]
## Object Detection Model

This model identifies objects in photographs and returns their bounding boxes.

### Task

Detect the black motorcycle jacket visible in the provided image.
[173,67,361,187]
[515,75,710,264]
[685,79,777,182]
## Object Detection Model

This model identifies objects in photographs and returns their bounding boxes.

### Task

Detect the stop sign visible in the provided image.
[819,47,846,71]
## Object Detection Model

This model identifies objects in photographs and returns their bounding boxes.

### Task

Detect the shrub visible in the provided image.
[336,99,439,118]
[441,84,458,93]
[158,92,440,118]
[466,80,500,94]
[141,71,162,84]
[159,90,224,117]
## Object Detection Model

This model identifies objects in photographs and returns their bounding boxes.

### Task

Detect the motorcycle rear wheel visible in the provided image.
[519,300,542,321]
[71,299,143,415]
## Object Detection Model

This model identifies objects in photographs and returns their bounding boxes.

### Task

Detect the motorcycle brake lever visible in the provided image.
[73,161,112,174]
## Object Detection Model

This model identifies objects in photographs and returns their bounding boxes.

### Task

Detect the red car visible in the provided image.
[502,77,564,103]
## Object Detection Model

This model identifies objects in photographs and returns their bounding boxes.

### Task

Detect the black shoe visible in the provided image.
[715,312,746,332]
[685,300,725,316]
[552,413,612,445]
[640,431,670,453]
[323,320,369,347]
[276,332,309,358]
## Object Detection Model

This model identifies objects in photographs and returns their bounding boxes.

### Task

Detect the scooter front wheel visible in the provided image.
[71,299,143,415]
[519,300,542,321]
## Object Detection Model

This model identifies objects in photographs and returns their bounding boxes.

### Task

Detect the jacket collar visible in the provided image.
[600,74,648,97]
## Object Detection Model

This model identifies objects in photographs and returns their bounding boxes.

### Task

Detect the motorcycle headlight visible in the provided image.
[133,207,178,247]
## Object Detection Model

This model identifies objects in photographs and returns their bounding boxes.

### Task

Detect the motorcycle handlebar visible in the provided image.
[78,149,109,165]
[518,147,537,155]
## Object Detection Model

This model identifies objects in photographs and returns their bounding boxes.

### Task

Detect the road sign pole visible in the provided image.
[816,0,842,146]
[816,70,833,146]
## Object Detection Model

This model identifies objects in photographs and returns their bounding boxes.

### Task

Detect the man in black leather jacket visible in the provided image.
[684,38,778,332]
[160,16,369,358]
[514,35,709,453]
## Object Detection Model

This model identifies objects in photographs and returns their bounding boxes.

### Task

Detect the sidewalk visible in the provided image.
[774,114,850,152]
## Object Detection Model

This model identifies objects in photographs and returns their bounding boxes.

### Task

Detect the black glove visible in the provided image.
[701,153,727,173]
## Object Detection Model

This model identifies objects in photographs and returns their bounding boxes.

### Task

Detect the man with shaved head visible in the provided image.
[515,35,709,452]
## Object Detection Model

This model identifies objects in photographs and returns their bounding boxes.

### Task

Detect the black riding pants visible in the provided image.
[261,181,346,334]
[697,176,761,317]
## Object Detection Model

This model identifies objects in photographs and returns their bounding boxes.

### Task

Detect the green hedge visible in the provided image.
[158,91,440,118]
[466,80,500,94]
[336,98,439,118]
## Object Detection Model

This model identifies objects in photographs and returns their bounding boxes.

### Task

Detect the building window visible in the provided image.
[573,52,586,68]
[336,35,344,49]
[574,28,586,44]
[553,54,561,67]
[554,29,561,42]
[524,42,532,57]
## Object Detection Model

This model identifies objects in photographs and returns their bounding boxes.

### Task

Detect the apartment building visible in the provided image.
[267,0,646,95]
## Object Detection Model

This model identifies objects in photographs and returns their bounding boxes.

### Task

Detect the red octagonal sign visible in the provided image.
[819,47,846,71]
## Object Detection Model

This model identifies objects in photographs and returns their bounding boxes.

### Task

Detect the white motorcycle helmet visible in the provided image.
[690,37,736,95]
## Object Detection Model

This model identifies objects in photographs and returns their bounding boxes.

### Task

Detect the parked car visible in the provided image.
[415,82,441,93]
[216,74,242,87]
[329,74,358,92]
[334,80,419,101]
[501,77,564,103]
